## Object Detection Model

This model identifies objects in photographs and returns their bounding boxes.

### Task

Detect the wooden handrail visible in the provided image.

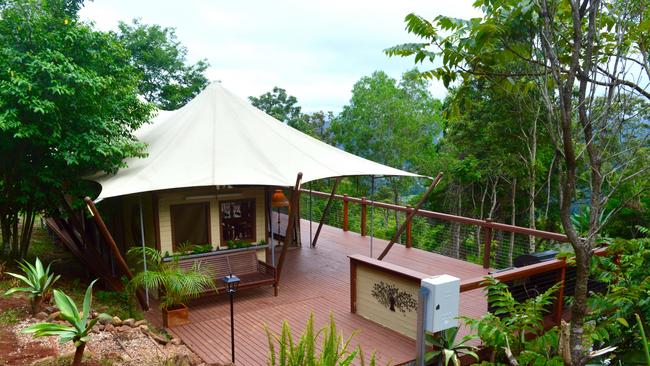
[300,189,570,242]
[460,245,610,293]
[460,259,567,292]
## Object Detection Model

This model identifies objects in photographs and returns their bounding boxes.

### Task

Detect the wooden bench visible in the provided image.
[175,250,278,296]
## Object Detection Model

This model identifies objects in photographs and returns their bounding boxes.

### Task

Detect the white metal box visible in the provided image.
[421,274,460,333]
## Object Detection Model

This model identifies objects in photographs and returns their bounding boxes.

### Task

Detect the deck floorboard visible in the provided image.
[146,218,490,365]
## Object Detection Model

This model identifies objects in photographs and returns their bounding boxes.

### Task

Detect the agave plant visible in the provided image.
[127,246,215,309]
[22,279,110,366]
[4,257,60,315]
[266,313,378,366]
[424,327,478,366]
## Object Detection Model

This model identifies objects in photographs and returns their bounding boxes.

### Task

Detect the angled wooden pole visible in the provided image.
[275,173,303,285]
[311,177,340,247]
[84,197,149,311]
[377,172,443,260]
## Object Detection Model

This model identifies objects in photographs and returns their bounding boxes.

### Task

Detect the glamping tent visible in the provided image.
[92,82,420,258]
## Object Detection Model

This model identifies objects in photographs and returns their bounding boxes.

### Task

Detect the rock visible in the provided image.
[120,354,132,362]
[97,324,105,331]
[91,311,99,319]
[134,319,147,327]
[170,337,182,346]
[44,306,57,314]
[139,324,149,332]
[35,311,48,320]
[112,316,122,326]
[98,315,112,325]
[149,332,169,345]
[123,318,135,327]
[104,323,115,332]
[46,311,60,321]
[117,325,131,333]
[91,324,101,333]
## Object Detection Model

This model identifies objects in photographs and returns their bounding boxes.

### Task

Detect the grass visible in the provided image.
[0,308,21,326]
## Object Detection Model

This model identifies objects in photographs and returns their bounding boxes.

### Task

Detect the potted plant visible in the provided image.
[127,247,215,327]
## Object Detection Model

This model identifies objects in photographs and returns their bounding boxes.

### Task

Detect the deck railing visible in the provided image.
[300,189,570,269]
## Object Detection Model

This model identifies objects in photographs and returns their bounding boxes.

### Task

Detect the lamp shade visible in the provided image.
[271,189,290,208]
[222,274,240,293]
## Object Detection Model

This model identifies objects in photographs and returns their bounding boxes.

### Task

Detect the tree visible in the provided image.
[116,19,209,110]
[0,0,153,258]
[387,0,650,363]
[249,87,304,125]
[330,70,442,210]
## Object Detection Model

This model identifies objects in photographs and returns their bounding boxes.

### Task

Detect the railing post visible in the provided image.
[406,205,413,248]
[482,219,493,269]
[361,196,367,236]
[554,258,567,325]
[343,195,349,232]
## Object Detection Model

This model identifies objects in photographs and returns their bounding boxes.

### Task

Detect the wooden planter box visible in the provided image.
[162,244,269,263]
[163,304,189,328]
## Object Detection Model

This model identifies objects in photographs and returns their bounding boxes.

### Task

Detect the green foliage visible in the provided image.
[4,257,60,314]
[175,242,213,255]
[22,279,110,366]
[589,235,650,353]
[637,314,650,366]
[330,69,441,178]
[424,327,478,366]
[0,308,21,326]
[250,87,303,125]
[265,313,378,366]
[463,277,562,364]
[0,0,153,257]
[126,246,215,309]
[116,19,209,110]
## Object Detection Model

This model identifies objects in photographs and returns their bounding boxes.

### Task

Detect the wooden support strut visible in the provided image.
[377,172,443,261]
[311,178,340,247]
[275,173,303,285]
[483,219,493,269]
[84,197,149,311]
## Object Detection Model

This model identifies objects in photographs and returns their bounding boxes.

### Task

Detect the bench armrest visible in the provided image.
[257,260,276,277]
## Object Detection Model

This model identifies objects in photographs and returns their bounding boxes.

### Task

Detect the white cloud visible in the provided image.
[79,0,481,112]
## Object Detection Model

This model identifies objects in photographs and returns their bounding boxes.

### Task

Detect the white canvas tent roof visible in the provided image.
[92,82,422,200]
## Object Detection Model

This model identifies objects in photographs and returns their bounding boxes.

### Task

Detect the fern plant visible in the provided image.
[463,276,563,364]
[127,247,215,309]
[4,257,60,315]
[265,313,378,366]
[22,279,110,366]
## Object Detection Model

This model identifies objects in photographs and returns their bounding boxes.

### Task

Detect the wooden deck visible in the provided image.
[146,219,490,365]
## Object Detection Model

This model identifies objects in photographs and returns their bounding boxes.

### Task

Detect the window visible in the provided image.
[219,199,256,244]
[170,202,211,251]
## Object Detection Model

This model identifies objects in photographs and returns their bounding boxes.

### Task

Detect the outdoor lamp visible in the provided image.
[222,274,240,363]
[271,189,290,208]
[223,273,240,294]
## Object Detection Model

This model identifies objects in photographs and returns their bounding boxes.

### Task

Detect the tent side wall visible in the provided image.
[157,186,267,254]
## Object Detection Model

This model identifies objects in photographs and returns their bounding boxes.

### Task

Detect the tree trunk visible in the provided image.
[528,116,537,252]
[19,209,35,259]
[72,343,86,366]
[31,295,42,316]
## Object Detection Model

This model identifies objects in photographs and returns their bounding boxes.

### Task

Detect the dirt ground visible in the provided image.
[0,296,58,366]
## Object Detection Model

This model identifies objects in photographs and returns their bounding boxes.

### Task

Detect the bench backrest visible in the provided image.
[176,251,259,279]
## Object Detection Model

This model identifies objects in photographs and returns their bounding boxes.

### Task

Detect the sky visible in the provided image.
[79,0,482,113]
